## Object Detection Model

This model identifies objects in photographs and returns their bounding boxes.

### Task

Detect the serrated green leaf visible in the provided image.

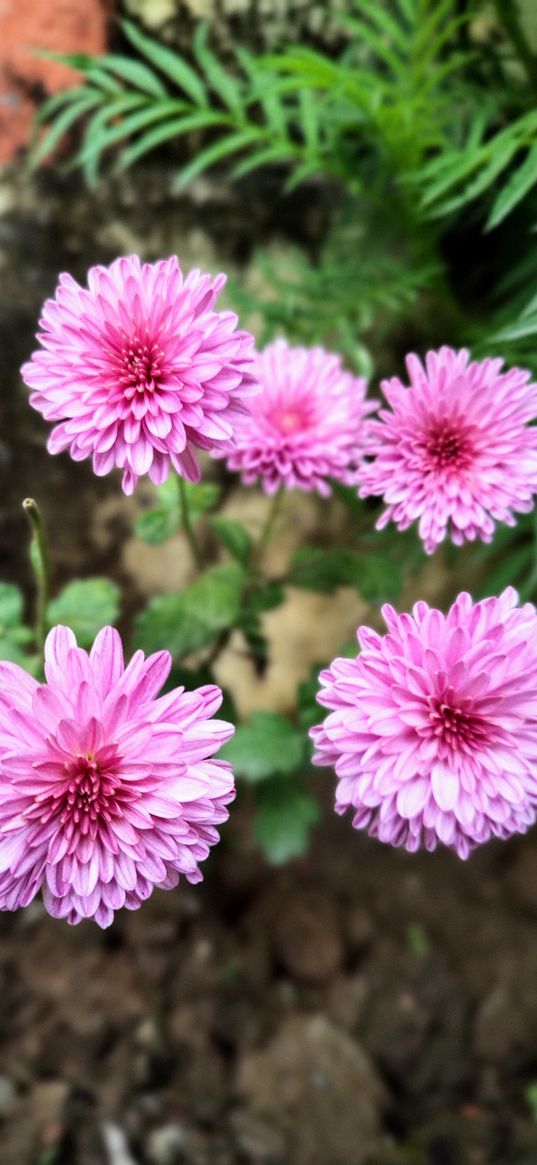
[254,777,320,864]
[135,507,179,544]
[121,19,207,106]
[219,710,306,781]
[134,562,244,658]
[47,578,121,648]
[211,516,252,565]
[245,580,286,613]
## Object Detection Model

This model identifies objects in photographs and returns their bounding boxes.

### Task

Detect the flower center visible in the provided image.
[423,421,471,471]
[59,754,120,838]
[278,407,306,435]
[119,332,164,397]
[427,692,487,754]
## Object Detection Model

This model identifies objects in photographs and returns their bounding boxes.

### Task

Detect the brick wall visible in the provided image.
[0,0,111,163]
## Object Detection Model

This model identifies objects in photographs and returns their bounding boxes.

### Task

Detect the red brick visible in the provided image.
[0,0,112,164]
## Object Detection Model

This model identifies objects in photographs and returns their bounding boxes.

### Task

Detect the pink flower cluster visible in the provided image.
[0,626,235,926]
[359,346,537,554]
[311,588,537,858]
[221,338,374,495]
[22,255,257,495]
[15,252,537,877]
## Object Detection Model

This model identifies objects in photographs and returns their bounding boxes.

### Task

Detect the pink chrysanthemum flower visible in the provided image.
[0,626,235,926]
[21,255,257,494]
[221,338,374,495]
[358,347,537,554]
[310,588,537,858]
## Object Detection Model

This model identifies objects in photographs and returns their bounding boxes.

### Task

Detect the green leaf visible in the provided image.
[192,23,243,112]
[486,143,537,229]
[219,710,306,781]
[47,578,121,648]
[30,90,104,167]
[254,776,320,864]
[134,562,245,658]
[96,53,168,97]
[135,477,220,543]
[297,665,322,732]
[0,582,25,629]
[211,516,252,565]
[172,128,266,188]
[491,314,537,343]
[75,101,181,166]
[135,507,179,544]
[119,109,232,168]
[121,19,207,106]
[0,583,33,666]
[288,546,401,602]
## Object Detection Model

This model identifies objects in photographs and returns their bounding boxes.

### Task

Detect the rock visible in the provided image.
[119,0,354,51]
[145,1123,186,1165]
[326,974,368,1032]
[102,1121,140,1165]
[0,1075,16,1118]
[272,888,344,983]
[229,1109,286,1163]
[235,1014,386,1165]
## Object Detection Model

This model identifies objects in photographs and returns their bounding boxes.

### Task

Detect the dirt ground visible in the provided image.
[3,791,537,1165]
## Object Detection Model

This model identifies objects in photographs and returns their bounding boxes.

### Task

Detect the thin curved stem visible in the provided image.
[22,497,50,656]
[176,474,204,571]
[253,486,285,573]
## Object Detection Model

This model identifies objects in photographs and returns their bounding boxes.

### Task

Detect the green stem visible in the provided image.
[176,474,204,571]
[254,487,285,573]
[22,497,50,655]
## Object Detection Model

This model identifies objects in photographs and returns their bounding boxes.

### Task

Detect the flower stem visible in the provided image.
[254,487,285,573]
[22,497,50,655]
[176,474,204,571]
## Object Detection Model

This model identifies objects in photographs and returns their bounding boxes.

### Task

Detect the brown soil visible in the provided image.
[2,797,537,1164]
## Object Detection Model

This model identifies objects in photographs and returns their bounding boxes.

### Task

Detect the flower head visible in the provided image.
[221,338,374,495]
[310,588,537,858]
[0,626,235,926]
[358,347,537,554]
[22,255,257,494]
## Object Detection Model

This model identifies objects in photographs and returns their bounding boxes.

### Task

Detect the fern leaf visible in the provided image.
[75,99,186,167]
[30,91,104,167]
[192,24,243,112]
[171,127,267,188]
[121,18,207,106]
[96,53,168,97]
[486,143,537,229]
[118,110,234,169]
